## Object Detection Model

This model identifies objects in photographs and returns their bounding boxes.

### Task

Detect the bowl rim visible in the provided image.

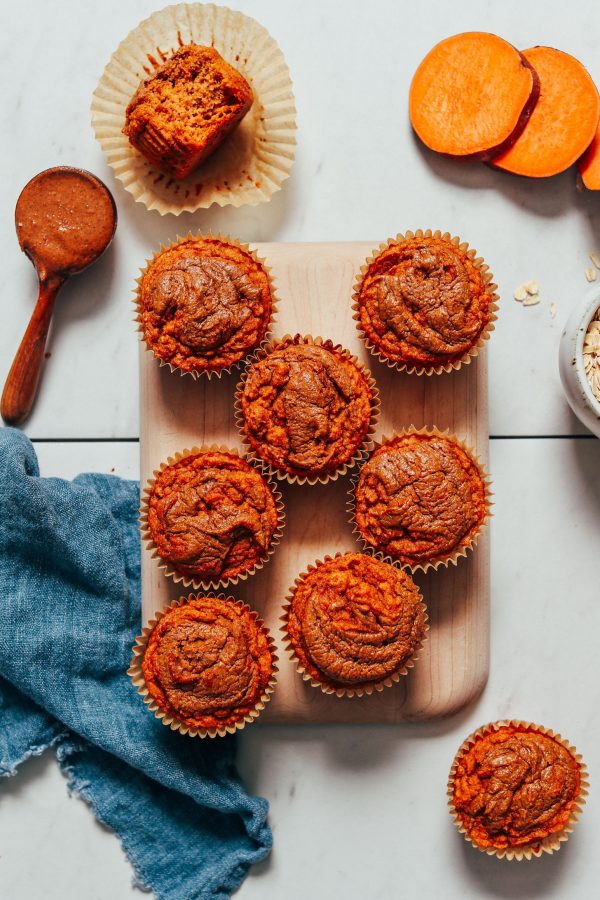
[573,287,600,417]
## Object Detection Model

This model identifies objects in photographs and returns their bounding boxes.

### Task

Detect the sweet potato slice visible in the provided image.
[491,47,600,177]
[409,32,540,160]
[578,122,600,189]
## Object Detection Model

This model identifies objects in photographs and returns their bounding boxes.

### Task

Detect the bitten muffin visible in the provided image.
[354,432,487,568]
[137,236,273,374]
[145,450,280,584]
[123,44,253,179]
[239,337,376,481]
[451,723,583,852]
[355,232,494,371]
[284,553,426,693]
[141,596,274,732]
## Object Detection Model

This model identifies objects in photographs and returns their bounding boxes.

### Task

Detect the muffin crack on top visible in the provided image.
[140,596,274,733]
[356,233,495,371]
[284,553,427,694]
[451,724,583,851]
[354,432,488,568]
[145,449,280,585]
[138,237,273,374]
[239,337,376,480]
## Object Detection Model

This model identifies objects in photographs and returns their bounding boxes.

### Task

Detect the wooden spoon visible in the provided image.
[2,166,117,426]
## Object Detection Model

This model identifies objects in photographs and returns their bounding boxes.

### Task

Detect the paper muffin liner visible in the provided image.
[448,720,589,860]
[348,426,492,573]
[140,444,285,590]
[134,231,278,379]
[128,594,278,737]
[234,334,381,486]
[352,229,499,376]
[280,552,429,698]
[91,2,296,214]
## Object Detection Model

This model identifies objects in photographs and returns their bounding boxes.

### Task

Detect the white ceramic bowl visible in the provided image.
[559,286,600,437]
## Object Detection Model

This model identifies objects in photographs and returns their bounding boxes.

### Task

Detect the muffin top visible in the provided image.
[354,433,487,567]
[239,338,375,479]
[142,596,274,732]
[138,238,272,373]
[452,725,581,850]
[357,235,493,369]
[285,553,426,690]
[146,450,279,584]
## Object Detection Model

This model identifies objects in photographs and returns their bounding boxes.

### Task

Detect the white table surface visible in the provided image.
[1,1,599,898]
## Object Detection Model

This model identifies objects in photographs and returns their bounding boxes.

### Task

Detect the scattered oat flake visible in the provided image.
[590,252,600,269]
[523,294,540,307]
[550,302,557,318]
[524,279,539,295]
[585,267,597,282]
[513,285,528,301]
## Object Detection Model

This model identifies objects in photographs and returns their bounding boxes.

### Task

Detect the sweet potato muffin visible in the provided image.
[238,337,376,481]
[138,236,273,374]
[451,723,583,852]
[141,596,274,732]
[354,432,487,568]
[145,450,280,584]
[284,553,426,693]
[355,232,494,371]
[123,44,253,179]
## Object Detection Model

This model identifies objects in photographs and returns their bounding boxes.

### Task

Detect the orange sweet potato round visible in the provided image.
[491,47,600,177]
[409,32,540,160]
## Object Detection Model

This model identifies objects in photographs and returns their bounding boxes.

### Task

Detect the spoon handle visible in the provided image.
[1,276,64,426]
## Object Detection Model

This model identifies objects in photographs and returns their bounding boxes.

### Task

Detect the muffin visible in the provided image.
[353,430,488,569]
[354,230,496,373]
[237,336,378,483]
[133,595,276,736]
[449,721,587,858]
[137,235,274,375]
[142,448,282,587]
[123,44,253,179]
[283,552,427,696]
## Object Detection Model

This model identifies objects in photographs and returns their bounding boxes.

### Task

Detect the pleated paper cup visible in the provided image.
[134,232,278,379]
[348,426,492,573]
[352,229,499,375]
[140,444,285,590]
[448,720,589,860]
[91,3,296,213]
[234,334,381,485]
[280,552,429,698]
[128,594,278,738]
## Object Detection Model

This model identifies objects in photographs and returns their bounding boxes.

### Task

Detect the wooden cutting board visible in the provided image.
[139,242,490,723]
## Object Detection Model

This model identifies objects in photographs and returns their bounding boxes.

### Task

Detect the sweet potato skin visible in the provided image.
[491,46,600,178]
[409,32,540,162]
[578,122,600,189]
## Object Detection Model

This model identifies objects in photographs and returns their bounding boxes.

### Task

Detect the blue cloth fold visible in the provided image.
[0,428,271,899]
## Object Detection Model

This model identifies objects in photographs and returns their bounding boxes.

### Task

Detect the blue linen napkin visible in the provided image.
[0,427,271,900]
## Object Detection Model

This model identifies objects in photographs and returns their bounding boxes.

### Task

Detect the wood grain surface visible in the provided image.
[139,242,490,722]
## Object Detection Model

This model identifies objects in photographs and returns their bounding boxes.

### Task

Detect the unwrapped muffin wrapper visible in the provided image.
[448,720,589,860]
[128,594,278,738]
[352,229,499,376]
[347,425,492,573]
[140,444,285,591]
[234,334,381,486]
[280,552,429,698]
[91,2,297,214]
[134,231,278,379]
